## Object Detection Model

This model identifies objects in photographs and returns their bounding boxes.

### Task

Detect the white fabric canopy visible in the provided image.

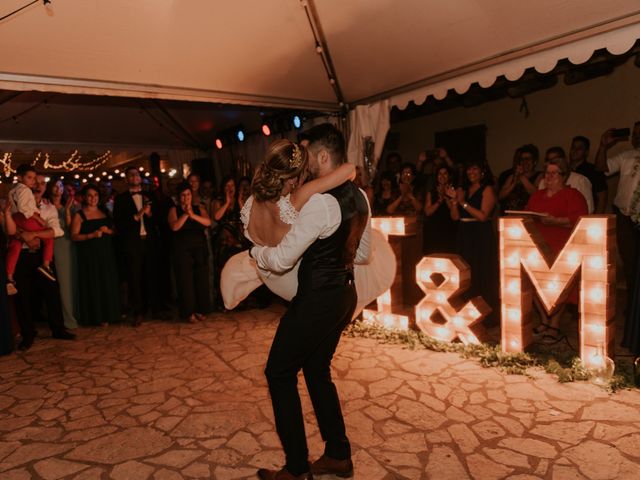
[347,100,390,177]
[0,0,638,112]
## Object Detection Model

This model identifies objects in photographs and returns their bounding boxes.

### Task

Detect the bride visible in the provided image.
[220,138,395,315]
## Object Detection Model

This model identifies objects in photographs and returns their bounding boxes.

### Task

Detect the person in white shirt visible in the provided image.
[538,147,593,213]
[6,164,56,295]
[12,174,75,350]
[595,121,640,340]
[251,125,370,480]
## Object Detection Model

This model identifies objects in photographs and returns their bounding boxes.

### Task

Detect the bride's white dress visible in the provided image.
[220,193,395,317]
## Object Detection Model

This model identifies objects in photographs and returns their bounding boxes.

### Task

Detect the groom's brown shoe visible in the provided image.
[257,467,312,479]
[310,455,353,478]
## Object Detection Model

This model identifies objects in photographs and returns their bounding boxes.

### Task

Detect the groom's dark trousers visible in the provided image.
[265,282,356,474]
[263,181,369,476]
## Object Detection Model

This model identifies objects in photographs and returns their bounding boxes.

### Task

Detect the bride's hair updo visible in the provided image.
[252,139,308,202]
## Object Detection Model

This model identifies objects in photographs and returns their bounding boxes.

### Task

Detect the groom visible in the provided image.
[251,123,371,480]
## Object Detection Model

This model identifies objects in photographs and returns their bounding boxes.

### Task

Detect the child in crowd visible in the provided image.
[6,164,56,295]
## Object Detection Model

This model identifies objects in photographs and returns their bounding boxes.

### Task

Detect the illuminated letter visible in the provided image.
[499,216,615,368]
[415,254,491,344]
[362,217,416,329]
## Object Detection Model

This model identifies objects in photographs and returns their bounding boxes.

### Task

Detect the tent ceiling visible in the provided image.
[0,0,639,111]
[0,90,303,149]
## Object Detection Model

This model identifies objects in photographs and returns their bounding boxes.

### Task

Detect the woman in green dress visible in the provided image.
[71,184,119,326]
[47,179,79,329]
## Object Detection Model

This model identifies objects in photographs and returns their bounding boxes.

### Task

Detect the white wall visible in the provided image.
[387,56,640,175]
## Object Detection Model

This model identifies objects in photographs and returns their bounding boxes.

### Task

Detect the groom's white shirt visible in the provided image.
[251,189,372,273]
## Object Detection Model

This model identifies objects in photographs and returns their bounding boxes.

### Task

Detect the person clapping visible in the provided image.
[168,182,212,323]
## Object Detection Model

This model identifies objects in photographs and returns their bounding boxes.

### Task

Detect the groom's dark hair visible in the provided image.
[301,123,346,165]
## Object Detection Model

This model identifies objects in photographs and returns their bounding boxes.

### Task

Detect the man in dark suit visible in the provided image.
[113,166,163,326]
[12,174,75,350]
[252,124,371,479]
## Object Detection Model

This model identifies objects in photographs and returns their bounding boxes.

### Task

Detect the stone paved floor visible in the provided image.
[1,304,640,480]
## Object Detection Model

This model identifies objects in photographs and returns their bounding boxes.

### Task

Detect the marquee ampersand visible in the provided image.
[415,254,491,344]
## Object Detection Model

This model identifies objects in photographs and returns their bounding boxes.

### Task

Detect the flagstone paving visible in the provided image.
[1,304,639,479]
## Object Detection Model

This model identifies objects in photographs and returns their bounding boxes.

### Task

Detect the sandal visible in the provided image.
[188,314,198,324]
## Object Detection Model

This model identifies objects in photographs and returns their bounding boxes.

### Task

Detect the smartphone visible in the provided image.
[611,128,630,138]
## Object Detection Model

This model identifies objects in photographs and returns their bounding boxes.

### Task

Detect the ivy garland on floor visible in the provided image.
[344,321,636,392]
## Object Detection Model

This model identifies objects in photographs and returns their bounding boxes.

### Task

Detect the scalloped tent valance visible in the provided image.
[390,18,640,110]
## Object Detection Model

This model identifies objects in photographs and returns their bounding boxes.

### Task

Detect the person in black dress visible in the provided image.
[372,171,398,216]
[423,165,458,254]
[448,160,500,325]
[168,182,212,323]
[386,163,423,217]
[497,144,541,214]
[211,175,249,308]
[71,185,120,326]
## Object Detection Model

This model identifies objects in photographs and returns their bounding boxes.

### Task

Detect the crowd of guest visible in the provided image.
[371,122,639,348]
[1,121,639,360]
[0,162,262,354]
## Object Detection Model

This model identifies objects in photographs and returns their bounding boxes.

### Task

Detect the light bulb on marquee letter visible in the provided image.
[415,254,491,345]
[362,217,414,330]
[498,215,615,369]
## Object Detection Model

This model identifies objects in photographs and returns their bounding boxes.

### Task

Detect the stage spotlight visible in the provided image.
[237,129,245,142]
[293,115,302,129]
[215,138,223,149]
[262,124,271,136]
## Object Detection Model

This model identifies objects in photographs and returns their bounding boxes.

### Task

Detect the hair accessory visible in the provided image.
[290,143,303,169]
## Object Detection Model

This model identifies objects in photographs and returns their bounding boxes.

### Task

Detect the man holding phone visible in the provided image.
[595,121,640,321]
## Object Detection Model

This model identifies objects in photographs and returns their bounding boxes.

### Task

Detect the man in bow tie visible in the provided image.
[113,166,160,326]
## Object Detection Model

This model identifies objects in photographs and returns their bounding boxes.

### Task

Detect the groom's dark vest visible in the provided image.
[297,181,368,295]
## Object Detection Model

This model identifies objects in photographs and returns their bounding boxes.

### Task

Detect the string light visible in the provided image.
[0,153,16,177]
